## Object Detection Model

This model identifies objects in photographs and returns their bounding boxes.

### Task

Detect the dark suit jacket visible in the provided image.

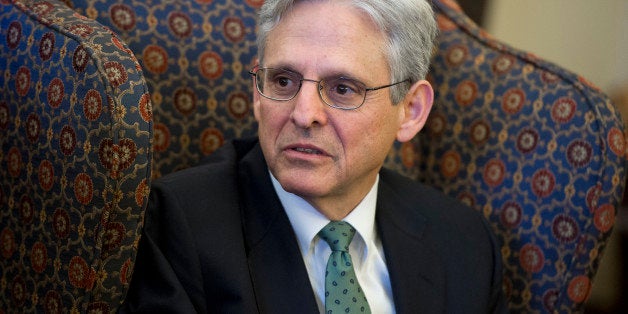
[121,138,507,313]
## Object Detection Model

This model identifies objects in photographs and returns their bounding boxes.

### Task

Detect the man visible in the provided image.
[122,0,507,313]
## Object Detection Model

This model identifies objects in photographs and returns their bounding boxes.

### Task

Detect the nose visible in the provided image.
[290,80,328,128]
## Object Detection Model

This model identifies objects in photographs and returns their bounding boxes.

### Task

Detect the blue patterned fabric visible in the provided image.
[416,1,627,312]
[67,0,627,312]
[0,0,152,312]
[71,0,261,178]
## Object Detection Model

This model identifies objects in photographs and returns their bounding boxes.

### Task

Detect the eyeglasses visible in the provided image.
[249,67,410,110]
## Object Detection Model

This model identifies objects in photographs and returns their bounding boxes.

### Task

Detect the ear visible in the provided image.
[396,80,434,142]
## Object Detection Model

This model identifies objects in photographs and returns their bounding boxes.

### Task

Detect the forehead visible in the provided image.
[263,1,389,80]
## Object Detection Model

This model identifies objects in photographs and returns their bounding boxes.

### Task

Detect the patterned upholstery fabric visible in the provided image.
[418,1,627,313]
[0,0,152,312]
[67,0,627,313]
[71,0,261,178]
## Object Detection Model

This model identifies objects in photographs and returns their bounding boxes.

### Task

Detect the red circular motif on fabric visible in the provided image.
[174,87,197,116]
[201,128,225,155]
[542,289,559,312]
[427,112,446,136]
[16,66,31,96]
[7,147,22,178]
[552,214,579,243]
[31,2,54,16]
[11,276,26,306]
[469,120,490,145]
[516,128,539,154]
[53,208,70,239]
[139,93,152,122]
[400,141,416,169]
[68,24,94,37]
[445,45,467,67]
[110,4,136,31]
[608,127,626,157]
[142,45,168,74]
[7,21,21,49]
[19,195,34,224]
[135,179,148,206]
[153,123,171,152]
[567,275,591,303]
[586,184,602,213]
[199,51,224,80]
[436,14,457,32]
[228,92,250,119]
[38,160,54,191]
[492,54,515,75]
[223,17,245,43]
[44,290,63,314]
[551,97,576,123]
[60,125,77,156]
[541,71,560,84]
[121,258,132,285]
[500,201,522,229]
[501,88,525,114]
[594,204,615,233]
[566,140,592,168]
[39,32,55,61]
[68,256,91,288]
[1,227,16,259]
[73,45,89,72]
[87,302,110,313]
[454,80,478,106]
[98,138,138,177]
[457,192,476,208]
[195,0,213,4]
[519,243,544,273]
[0,101,9,130]
[31,241,47,273]
[74,173,93,205]
[168,12,193,38]
[483,159,505,187]
[47,78,64,108]
[104,61,128,88]
[440,150,461,178]
[83,89,103,121]
[531,169,555,198]
[245,0,264,8]
[104,222,125,252]
[26,113,41,143]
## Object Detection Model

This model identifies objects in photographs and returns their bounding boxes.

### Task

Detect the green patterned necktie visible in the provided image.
[319,221,371,314]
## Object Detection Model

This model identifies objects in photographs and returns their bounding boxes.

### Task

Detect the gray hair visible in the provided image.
[256,0,438,104]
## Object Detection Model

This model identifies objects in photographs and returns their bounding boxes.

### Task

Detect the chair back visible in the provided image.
[0,0,152,312]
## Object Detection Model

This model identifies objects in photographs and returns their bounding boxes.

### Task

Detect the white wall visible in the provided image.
[484,0,628,95]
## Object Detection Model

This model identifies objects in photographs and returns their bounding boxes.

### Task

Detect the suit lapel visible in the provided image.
[237,144,319,314]
[377,171,446,313]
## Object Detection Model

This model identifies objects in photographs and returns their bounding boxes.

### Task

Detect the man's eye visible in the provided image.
[276,77,291,87]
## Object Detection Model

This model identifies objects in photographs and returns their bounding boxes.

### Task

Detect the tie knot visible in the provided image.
[318,221,356,252]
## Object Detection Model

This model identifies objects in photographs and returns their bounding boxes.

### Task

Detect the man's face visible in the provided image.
[253,1,412,216]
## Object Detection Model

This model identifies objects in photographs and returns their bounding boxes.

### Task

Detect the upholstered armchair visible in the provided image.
[64,0,626,312]
[0,0,152,312]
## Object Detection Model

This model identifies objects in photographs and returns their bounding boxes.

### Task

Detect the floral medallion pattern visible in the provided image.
[415,1,628,312]
[1,0,152,312]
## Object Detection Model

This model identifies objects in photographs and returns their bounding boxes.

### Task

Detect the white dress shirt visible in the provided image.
[271,173,396,314]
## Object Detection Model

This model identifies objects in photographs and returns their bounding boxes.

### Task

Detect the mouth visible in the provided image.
[292,147,323,155]
[285,144,330,157]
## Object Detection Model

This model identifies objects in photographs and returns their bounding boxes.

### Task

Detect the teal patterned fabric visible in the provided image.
[67,0,627,312]
[0,0,152,312]
[417,1,627,313]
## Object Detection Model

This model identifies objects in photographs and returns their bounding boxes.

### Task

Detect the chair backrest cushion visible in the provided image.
[0,0,152,312]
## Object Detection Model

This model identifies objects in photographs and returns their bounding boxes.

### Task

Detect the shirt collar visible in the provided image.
[271,172,379,258]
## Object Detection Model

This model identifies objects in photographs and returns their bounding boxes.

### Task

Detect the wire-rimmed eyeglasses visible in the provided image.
[249,67,410,110]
